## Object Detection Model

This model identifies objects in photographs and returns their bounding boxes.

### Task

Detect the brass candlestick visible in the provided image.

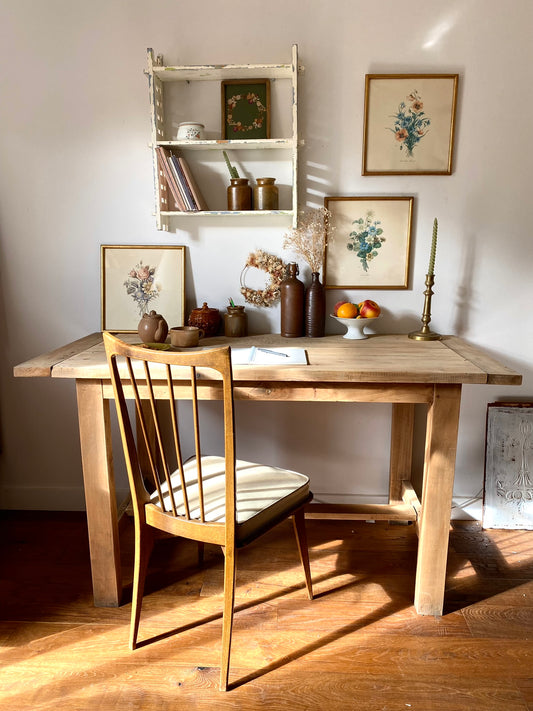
[408,273,441,341]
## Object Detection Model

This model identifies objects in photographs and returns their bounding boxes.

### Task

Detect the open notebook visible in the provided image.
[231,346,308,366]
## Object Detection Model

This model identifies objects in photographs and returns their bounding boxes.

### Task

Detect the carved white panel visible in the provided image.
[483,403,533,529]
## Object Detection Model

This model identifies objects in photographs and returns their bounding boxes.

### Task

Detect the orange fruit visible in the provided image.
[336,302,359,318]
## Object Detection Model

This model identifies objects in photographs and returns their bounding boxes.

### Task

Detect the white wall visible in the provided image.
[1,0,532,516]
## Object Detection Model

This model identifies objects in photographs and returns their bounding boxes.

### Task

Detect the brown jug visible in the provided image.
[280,262,304,337]
[305,272,326,337]
[137,310,169,344]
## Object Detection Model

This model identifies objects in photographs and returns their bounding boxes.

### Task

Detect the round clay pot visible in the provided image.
[188,302,221,337]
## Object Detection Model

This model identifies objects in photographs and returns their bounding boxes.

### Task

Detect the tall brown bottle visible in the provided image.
[305,271,326,337]
[280,262,304,337]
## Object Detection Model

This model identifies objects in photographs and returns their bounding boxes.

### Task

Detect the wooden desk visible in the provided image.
[14,332,521,615]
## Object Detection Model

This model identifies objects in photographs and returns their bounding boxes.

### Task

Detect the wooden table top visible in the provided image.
[14,332,522,386]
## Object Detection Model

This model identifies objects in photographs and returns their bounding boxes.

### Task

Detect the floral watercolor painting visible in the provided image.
[324,197,413,289]
[347,211,386,272]
[101,245,185,331]
[388,89,431,158]
[123,262,161,317]
[362,74,458,175]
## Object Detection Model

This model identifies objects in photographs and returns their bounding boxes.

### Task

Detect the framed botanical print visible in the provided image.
[324,196,413,289]
[221,79,270,139]
[101,245,185,331]
[362,74,458,175]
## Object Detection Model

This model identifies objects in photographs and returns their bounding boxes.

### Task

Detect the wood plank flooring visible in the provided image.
[1,511,532,710]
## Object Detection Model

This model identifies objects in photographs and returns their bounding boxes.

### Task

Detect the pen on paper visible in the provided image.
[257,348,289,357]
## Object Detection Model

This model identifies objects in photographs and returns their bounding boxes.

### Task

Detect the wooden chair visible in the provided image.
[103,332,313,690]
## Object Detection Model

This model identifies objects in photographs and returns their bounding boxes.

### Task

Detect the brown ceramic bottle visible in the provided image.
[280,262,304,337]
[305,272,326,337]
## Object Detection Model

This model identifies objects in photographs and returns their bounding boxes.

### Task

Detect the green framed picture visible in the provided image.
[221,79,270,139]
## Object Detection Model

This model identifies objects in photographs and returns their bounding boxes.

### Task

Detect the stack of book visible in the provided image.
[155,147,208,212]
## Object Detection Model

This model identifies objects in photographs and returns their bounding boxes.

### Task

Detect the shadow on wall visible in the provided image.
[452,232,477,337]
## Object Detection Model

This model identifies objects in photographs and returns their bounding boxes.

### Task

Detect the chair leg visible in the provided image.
[219,545,236,691]
[292,508,313,600]
[130,522,155,650]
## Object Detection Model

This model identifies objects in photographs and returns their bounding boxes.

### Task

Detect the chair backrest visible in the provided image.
[103,332,236,543]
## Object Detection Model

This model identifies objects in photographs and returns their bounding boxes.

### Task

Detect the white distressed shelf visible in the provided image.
[146,45,299,231]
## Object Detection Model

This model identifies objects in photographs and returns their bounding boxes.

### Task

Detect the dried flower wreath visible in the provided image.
[240,249,287,307]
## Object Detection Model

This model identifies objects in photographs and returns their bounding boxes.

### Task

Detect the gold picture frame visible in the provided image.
[324,196,413,290]
[362,74,459,175]
[101,245,185,332]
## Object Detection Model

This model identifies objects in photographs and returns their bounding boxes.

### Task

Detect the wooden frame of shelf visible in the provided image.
[146,45,299,231]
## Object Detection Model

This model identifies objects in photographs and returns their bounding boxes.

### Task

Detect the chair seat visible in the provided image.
[151,456,310,543]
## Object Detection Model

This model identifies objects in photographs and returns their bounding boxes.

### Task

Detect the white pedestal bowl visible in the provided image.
[330,314,381,339]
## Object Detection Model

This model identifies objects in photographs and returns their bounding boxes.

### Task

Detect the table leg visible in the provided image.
[76,379,122,607]
[414,384,462,615]
[389,403,415,503]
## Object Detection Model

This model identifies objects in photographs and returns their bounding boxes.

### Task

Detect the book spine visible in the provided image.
[178,156,208,211]
[169,154,198,211]
[155,147,186,211]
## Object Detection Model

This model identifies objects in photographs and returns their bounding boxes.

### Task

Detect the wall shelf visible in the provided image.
[146,45,299,231]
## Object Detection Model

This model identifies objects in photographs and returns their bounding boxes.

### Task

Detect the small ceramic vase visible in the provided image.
[254,177,279,210]
[224,305,247,337]
[227,178,252,211]
[137,310,169,344]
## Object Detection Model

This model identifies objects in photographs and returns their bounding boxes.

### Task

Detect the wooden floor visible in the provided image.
[1,512,532,711]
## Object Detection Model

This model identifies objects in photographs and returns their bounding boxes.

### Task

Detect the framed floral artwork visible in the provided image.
[324,196,413,289]
[221,79,270,139]
[101,245,185,331]
[362,74,459,175]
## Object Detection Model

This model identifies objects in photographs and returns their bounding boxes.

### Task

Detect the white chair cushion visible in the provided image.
[150,456,310,542]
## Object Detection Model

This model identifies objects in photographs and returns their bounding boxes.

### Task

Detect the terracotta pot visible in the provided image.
[188,302,221,337]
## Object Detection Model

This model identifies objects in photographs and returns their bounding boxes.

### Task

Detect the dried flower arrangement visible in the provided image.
[283,207,334,274]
